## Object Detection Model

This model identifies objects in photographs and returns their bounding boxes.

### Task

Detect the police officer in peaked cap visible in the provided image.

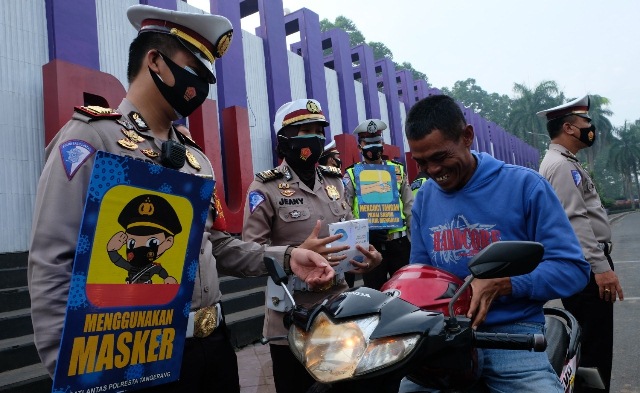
[28,5,336,392]
[242,98,383,393]
[538,95,624,392]
[344,119,414,293]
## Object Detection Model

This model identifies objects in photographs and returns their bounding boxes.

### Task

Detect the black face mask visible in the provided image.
[332,156,342,169]
[150,52,209,119]
[127,244,159,268]
[362,144,383,161]
[280,135,325,170]
[570,124,597,147]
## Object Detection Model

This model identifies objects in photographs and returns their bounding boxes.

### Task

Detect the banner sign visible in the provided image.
[52,151,214,392]
[353,164,402,230]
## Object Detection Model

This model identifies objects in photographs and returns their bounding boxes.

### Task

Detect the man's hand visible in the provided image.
[595,270,624,303]
[289,247,335,288]
[467,277,512,328]
[348,244,382,273]
[299,220,350,266]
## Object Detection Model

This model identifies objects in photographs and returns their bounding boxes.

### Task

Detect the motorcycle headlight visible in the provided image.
[288,311,420,383]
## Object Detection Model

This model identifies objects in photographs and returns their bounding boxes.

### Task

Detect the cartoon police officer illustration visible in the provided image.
[107,194,181,284]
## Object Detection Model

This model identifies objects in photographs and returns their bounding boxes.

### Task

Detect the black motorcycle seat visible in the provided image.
[545,315,570,376]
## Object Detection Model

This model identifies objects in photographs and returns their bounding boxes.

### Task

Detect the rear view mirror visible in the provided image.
[468,241,544,279]
[264,256,289,285]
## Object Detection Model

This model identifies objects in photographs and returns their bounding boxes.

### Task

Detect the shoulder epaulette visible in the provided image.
[390,159,404,166]
[255,168,284,183]
[345,163,356,171]
[318,165,342,177]
[560,151,579,162]
[73,106,121,121]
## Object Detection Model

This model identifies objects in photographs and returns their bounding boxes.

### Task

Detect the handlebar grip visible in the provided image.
[474,332,547,352]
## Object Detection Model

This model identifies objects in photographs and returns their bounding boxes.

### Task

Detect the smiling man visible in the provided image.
[401,94,589,392]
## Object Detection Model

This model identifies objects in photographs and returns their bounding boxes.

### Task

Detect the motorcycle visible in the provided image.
[263,240,604,392]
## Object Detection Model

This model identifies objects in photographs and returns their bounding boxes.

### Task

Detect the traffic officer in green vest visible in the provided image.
[344,119,413,290]
[410,171,429,197]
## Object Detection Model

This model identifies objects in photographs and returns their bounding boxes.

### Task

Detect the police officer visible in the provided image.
[538,95,624,393]
[242,98,382,393]
[410,171,429,198]
[318,139,342,169]
[344,119,413,291]
[27,6,334,393]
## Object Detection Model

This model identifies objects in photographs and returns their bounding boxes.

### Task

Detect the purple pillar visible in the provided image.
[210,0,248,110]
[375,58,404,157]
[396,70,416,112]
[249,0,292,160]
[284,8,329,127]
[321,28,359,135]
[351,44,381,119]
[414,80,429,103]
[46,0,100,69]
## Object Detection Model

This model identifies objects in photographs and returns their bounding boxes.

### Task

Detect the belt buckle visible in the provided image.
[193,305,218,338]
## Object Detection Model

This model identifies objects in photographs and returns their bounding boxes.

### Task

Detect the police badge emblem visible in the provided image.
[121,128,145,143]
[326,185,340,200]
[117,138,138,150]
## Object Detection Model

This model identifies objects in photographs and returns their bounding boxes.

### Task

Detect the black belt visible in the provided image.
[599,242,613,256]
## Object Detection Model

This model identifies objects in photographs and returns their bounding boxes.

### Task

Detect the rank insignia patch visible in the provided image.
[59,139,96,180]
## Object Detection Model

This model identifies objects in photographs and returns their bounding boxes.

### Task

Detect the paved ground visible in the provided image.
[236,342,275,393]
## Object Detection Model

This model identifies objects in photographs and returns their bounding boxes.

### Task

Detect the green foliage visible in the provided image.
[397,61,427,81]
[607,121,640,208]
[441,78,511,127]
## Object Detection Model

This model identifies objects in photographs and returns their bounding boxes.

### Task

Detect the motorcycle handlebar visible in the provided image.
[473,332,547,352]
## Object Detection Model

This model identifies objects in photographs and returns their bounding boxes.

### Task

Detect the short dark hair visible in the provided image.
[546,114,577,139]
[127,33,184,84]
[405,95,467,141]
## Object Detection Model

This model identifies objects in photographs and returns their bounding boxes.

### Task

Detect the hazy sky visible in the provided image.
[188,0,639,127]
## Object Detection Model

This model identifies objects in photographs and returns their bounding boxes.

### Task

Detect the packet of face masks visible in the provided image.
[327,219,369,274]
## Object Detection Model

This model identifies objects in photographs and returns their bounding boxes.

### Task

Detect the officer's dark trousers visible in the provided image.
[270,343,315,392]
[562,259,614,393]
[363,236,411,290]
[138,320,240,393]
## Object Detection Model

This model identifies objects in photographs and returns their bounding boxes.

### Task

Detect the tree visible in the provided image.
[397,61,427,81]
[367,41,393,60]
[507,81,564,152]
[576,95,614,170]
[607,121,640,209]
[319,16,366,47]
[442,78,511,129]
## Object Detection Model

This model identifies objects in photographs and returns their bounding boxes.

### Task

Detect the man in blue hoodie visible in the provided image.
[400,95,590,392]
